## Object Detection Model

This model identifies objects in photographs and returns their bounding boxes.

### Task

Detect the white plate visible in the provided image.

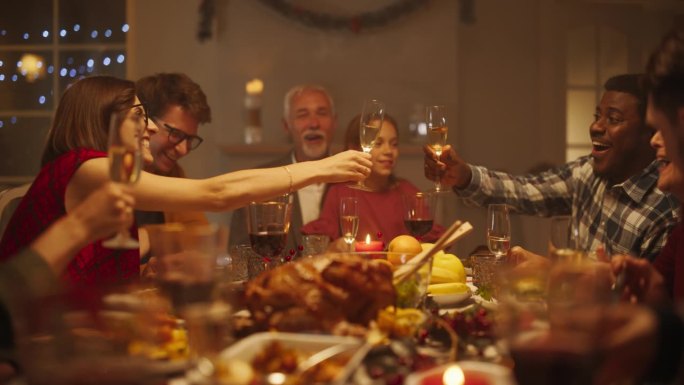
[219,332,368,385]
[429,290,472,307]
[404,361,515,385]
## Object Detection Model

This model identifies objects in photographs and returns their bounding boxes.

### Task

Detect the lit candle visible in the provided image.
[354,233,384,253]
[421,364,492,385]
[244,78,263,144]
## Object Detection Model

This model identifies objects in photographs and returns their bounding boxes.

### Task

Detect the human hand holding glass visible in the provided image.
[426,105,448,193]
[486,203,510,258]
[102,105,145,249]
[339,197,359,251]
[350,99,385,191]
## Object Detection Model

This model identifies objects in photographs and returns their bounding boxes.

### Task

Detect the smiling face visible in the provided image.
[590,91,655,184]
[369,120,399,178]
[283,89,336,162]
[148,104,200,175]
[648,100,684,200]
[126,97,158,165]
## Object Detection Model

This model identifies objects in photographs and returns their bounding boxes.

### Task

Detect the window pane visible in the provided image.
[566,89,595,145]
[0,117,50,176]
[59,0,127,44]
[567,26,597,86]
[0,0,53,45]
[0,51,54,110]
[566,146,591,162]
[57,49,126,95]
[599,27,628,85]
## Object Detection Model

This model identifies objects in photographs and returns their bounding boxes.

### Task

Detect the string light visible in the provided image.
[59,68,67,77]
[116,54,125,63]
[22,33,29,40]
[59,29,67,37]
[86,59,94,67]
[0,75,4,81]
[73,24,80,32]
[38,96,46,104]
[0,121,4,128]
[10,117,17,124]
[11,74,17,82]
[90,30,98,38]
[69,69,76,77]
[121,24,129,32]
[42,30,49,38]
[47,65,54,74]
[104,29,112,37]
[103,57,111,66]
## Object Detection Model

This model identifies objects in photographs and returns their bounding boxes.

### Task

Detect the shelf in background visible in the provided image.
[217,143,426,156]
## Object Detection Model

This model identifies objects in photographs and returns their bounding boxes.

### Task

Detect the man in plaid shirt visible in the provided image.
[424,74,679,261]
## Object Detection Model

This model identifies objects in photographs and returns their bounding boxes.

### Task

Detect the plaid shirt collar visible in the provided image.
[609,159,660,204]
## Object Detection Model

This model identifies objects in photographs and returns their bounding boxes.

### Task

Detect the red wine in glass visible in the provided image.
[249,230,288,261]
[404,219,434,237]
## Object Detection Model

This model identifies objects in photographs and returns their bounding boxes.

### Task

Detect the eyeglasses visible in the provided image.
[154,118,204,151]
[130,103,149,128]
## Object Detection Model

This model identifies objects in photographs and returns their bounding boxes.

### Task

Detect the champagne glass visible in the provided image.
[102,107,144,249]
[426,105,448,193]
[549,216,585,263]
[402,192,436,239]
[350,99,385,191]
[339,197,359,251]
[247,194,292,271]
[487,203,510,258]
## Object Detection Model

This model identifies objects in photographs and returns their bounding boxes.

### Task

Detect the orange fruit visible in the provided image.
[387,235,422,266]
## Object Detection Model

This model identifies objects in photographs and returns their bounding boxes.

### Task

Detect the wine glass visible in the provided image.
[426,105,448,193]
[339,197,359,251]
[402,192,436,239]
[549,216,585,263]
[247,194,292,271]
[102,107,145,249]
[486,203,510,258]
[350,99,385,191]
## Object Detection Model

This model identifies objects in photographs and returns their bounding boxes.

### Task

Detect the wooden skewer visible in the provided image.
[392,220,472,284]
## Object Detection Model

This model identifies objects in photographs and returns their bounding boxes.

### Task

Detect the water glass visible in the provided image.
[301,234,330,257]
[487,204,511,258]
[145,223,228,311]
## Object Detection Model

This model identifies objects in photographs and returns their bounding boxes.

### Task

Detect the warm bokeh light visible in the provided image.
[443,365,465,385]
[17,53,46,82]
[245,78,264,95]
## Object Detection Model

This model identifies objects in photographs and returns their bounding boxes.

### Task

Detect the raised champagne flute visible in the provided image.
[339,197,359,251]
[247,194,292,271]
[350,99,385,191]
[487,203,511,259]
[402,192,436,239]
[426,105,448,193]
[102,105,145,249]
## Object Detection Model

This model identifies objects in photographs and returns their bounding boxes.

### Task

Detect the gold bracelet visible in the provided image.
[283,166,293,195]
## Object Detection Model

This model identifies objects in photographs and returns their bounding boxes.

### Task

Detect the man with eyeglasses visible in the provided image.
[229,84,337,257]
[135,72,211,228]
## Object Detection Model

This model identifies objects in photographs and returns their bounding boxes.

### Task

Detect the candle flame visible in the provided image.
[365,234,371,244]
[443,365,465,385]
[245,78,264,95]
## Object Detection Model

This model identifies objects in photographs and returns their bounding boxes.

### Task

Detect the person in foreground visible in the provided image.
[0,182,134,382]
[0,76,372,288]
[135,72,211,227]
[229,84,338,253]
[425,74,679,261]
[302,114,444,250]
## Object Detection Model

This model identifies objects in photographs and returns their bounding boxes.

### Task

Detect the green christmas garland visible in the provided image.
[256,0,430,33]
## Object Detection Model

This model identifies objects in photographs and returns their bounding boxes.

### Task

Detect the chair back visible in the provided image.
[0,183,31,239]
